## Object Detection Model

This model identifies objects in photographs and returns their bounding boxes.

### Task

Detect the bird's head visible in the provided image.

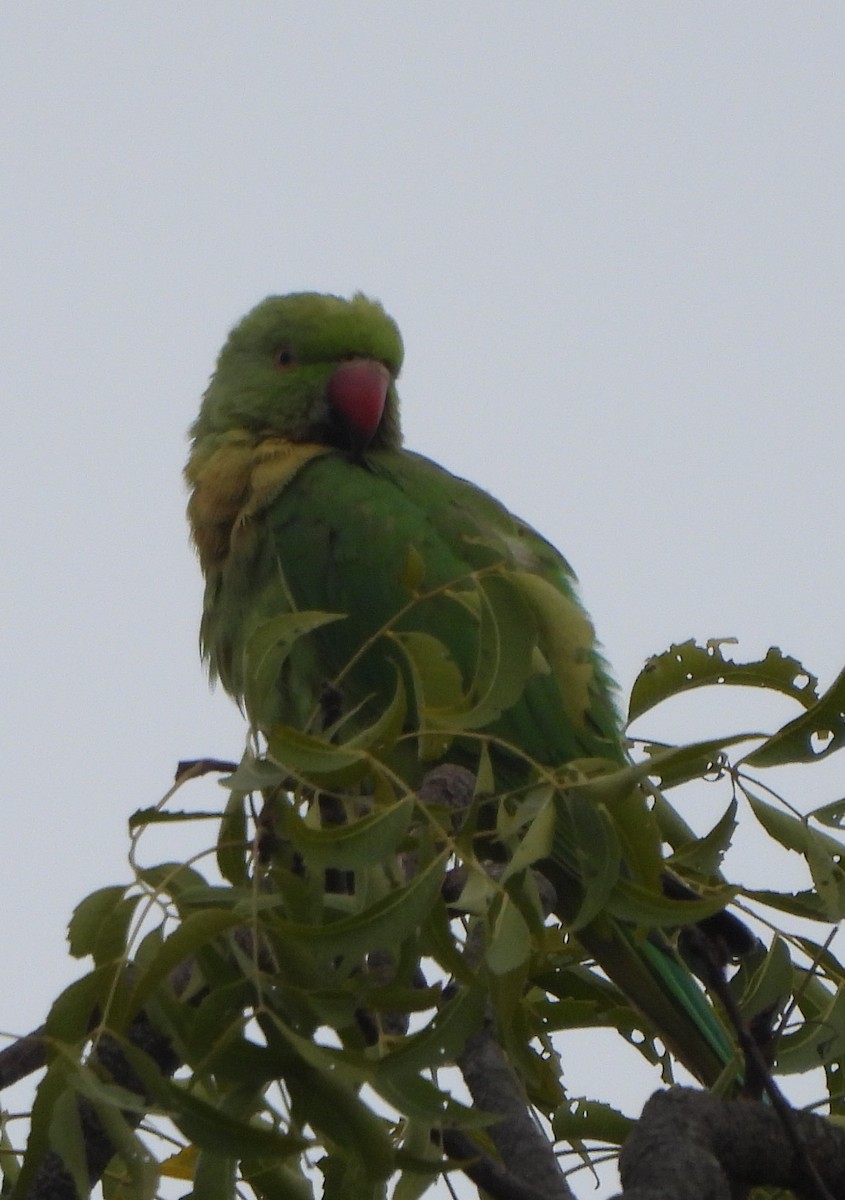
[191,292,405,456]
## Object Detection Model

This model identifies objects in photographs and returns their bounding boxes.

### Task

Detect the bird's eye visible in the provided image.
[274,347,295,370]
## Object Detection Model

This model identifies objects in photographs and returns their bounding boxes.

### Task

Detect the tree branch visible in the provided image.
[613,1088,845,1200]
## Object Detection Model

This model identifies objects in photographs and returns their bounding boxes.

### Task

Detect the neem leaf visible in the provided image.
[552,794,621,932]
[127,908,243,1017]
[273,851,449,961]
[243,610,344,728]
[739,887,832,922]
[240,1157,315,1200]
[811,796,845,831]
[388,630,465,758]
[631,734,752,791]
[284,796,414,869]
[159,1145,198,1181]
[220,752,288,793]
[744,661,845,767]
[552,1097,634,1146]
[732,935,792,1021]
[606,877,735,928]
[502,785,556,878]
[266,725,369,786]
[666,797,738,876]
[14,1061,74,1200]
[217,789,248,887]
[806,839,845,922]
[345,668,407,756]
[485,894,532,975]
[45,966,127,1043]
[508,570,597,726]
[745,790,845,858]
[628,640,818,724]
[67,886,139,964]
[432,572,537,730]
[776,978,845,1074]
[137,862,210,906]
[252,1034,394,1182]
[129,807,223,828]
[161,1079,307,1162]
[47,1088,88,1200]
[375,983,488,1082]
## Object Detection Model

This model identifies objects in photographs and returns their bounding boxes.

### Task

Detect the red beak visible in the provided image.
[326,359,390,447]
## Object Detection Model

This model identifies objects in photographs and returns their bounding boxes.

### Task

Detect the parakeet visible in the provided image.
[186,292,735,1084]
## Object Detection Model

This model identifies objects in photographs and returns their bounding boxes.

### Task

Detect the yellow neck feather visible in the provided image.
[185,432,330,570]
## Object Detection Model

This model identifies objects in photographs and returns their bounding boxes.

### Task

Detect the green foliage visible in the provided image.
[5,588,845,1199]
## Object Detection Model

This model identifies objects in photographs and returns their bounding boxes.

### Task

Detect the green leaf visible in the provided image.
[345,669,407,756]
[508,570,598,726]
[67,886,139,964]
[47,1087,88,1200]
[121,1041,308,1161]
[97,1113,159,1200]
[746,790,845,858]
[552,1097,634,1146]
[811,797,845,830]
[168,1087,307,1162]
[127,908,243,1017]
[257,1029,394,1182]
[0,1109,20,1191]
[629,640,818,723]
[573,735,748,798]
[635,738,734,791]
[273,851,449,961]
[606,877,735,928]
[243,610,345,728]
[66,1062,153,1116]
[137,862,210,906]
[221,752,288,793]
[502,786,556,878]
[393,1125,446,1200]
[13,1059,72,1200]
[744,661,845,767]
[45,966,128,1044]
[241,1158,316,1200]
[320,1155,387,1199]
[266,725,369,786]
[485,894,532,974]
[192,1146,238,1200]
[419,898,477,985]
[666,799,738,876]
[129,807,223,828]
[217,789,248,887]
[432,572,537,730]
[740,887,832,922]
[285,796,414,869]
[732,935,792,1020]
[377,1071,483,1125]
[552,793,621,931]
[777,978,845,1073]
[388,630,465,759]
[793,934,845,985]
[806,839,845,921]
[599,779,664,888]
[375,984,488,1082]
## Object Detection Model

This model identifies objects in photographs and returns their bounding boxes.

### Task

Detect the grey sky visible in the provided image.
[2,5,843,1195]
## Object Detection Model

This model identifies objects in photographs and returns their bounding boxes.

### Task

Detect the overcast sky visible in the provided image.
[2,5,844,1196]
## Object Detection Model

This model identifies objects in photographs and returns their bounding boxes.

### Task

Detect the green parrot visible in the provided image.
[186,291,736,1085]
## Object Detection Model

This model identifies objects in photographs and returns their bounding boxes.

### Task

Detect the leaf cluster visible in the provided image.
[3,580,845,1199]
